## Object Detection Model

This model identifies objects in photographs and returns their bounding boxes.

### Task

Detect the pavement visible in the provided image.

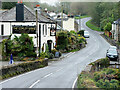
[0,17,110,89]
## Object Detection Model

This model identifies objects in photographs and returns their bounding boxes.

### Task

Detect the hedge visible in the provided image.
[0,59,48,80]
[89,57,110,72]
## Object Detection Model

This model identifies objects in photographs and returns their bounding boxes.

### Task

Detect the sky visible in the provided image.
[40,0,59,6]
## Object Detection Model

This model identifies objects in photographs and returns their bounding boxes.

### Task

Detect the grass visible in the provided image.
[75,15,90,19]
[86,19,102,31]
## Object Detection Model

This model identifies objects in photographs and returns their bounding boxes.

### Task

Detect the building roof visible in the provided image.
[0,5,54,23]
[113,18,120,24]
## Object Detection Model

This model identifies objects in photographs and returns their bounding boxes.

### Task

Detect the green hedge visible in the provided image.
[0,59,48,80]
[86,19,101,31]
[90,57,110,71]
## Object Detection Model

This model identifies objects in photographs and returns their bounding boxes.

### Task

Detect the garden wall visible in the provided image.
[0,59,48,80]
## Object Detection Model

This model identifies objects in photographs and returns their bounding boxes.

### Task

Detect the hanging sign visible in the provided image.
[50,28,56,36]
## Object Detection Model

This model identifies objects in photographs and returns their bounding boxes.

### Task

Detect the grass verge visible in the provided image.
[86,19,102,31]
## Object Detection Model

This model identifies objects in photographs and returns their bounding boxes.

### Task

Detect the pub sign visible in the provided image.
[12,25,36,34]
[50,27,56,36]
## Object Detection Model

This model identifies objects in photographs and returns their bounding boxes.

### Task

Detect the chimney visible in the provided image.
[16,1,24,21]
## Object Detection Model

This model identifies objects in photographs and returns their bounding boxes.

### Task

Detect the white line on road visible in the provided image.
[29,80,40,88]
[55,68,63,72]
[43,73,53,78]
[72,77,78,90]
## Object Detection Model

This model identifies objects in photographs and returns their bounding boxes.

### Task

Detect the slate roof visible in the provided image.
[113,18,120,24]
[0,5,54,22]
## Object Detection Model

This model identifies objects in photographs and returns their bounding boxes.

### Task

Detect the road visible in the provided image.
[0,17,110,89]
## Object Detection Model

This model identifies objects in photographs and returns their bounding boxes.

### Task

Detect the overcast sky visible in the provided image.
[40,0,59,6]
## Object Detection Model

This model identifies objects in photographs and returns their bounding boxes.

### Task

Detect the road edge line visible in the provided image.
[72,77,78,90]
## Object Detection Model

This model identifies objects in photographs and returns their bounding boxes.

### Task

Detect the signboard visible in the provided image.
[12,25,36,34]
[50,28,56,36]
[55,52,59,58]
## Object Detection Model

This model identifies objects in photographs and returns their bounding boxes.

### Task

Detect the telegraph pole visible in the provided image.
[61,4,63,31]
[34,5,40,57]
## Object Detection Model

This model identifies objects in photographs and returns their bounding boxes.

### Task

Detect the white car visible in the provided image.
[84,31,89,38]
[109,46,117,50]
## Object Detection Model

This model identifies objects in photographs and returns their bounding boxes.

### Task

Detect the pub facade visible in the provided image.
[0,2,56,53]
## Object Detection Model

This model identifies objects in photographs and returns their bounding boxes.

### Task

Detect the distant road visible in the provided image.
[0,17,110,88]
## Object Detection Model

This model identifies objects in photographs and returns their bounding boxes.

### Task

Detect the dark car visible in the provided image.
[106,49,119,61]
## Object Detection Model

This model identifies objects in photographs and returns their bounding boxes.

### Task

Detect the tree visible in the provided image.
[2,2,16,9]
[6,34,36,57]
[104,22,112,31]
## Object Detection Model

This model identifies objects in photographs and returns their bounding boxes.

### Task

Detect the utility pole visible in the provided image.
[79,13,81,31]
[34,5,40,57]
[61,4,63,31]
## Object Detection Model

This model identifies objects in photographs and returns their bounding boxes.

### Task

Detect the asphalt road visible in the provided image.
[0,17,110,89]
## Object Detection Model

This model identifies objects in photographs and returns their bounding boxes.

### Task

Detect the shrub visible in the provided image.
[70,30,77,35]
[47,53,54,59]
[106,68,116,75]
[94,73,101,82]
[40,52,47,59]
[2,34,36,59]
[110,79,119,88]
[77,30,84,36]
[51,49,58,55]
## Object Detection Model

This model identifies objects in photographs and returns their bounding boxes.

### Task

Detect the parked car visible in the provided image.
[84,31,89,38]
[108,46,117,50]
[106,49,118,61]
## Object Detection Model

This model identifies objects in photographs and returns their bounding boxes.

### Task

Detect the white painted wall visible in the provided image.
[63,18,75,32]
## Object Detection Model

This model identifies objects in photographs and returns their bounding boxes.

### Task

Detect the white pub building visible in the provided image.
[0,2,57,54]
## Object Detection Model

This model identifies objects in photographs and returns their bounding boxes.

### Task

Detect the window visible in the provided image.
[45,24,47,35]
[43,25,44,35]
[1,24,4,35]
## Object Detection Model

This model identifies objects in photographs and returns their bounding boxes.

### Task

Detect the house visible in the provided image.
[63,17,75,32]
[55,15,78,31]
[111,19,120,42]
[0,2,57,53]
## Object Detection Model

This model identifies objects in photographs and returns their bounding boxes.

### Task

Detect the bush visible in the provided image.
[47,53,54,59]
[40,52,47,59]
[51,49,58,55]
[2,34,36,59]
[96,79,119,88]
[77,30,84,36]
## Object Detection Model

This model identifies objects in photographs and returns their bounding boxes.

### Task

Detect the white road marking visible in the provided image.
[29,80,40,88]
[55,68,63,72]
[0,66,48,85]
[72,77,78,90]
[43,73,53,78]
